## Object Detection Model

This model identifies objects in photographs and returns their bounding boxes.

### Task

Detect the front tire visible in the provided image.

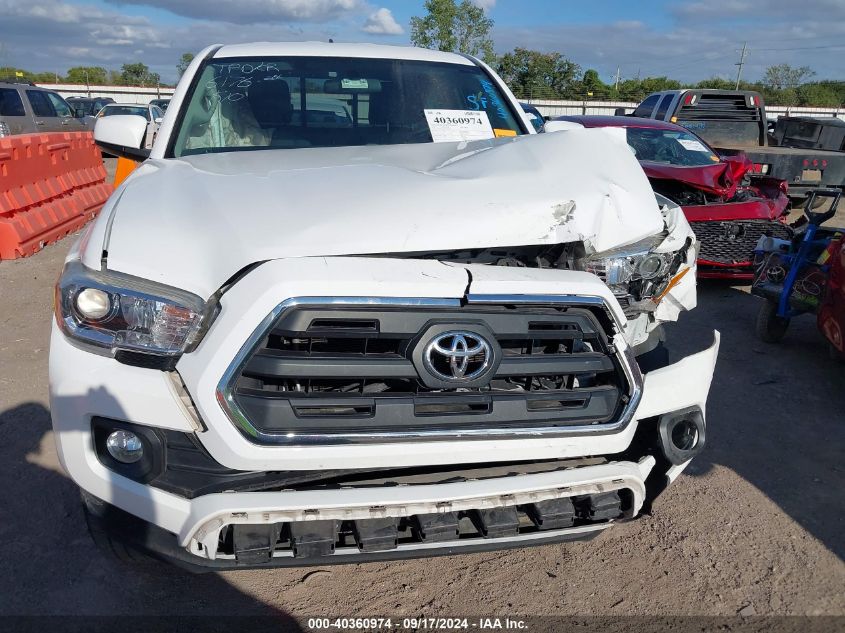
[81,492,155,566]
[756,300,790,343]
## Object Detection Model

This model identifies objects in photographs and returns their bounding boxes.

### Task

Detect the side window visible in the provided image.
[655,94,673,120]
[26,90,56,117]
[0,88,26,116]
[152,106,164,119]
[46,92,73,117]
[632,94,661,118]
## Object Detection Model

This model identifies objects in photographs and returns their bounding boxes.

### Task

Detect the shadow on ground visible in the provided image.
[0,401,302,626]
[664,281,845,561]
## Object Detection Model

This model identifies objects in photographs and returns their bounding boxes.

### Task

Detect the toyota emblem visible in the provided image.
[422,331,493,382]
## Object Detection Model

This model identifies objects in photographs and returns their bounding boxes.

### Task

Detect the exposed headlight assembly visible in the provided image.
[55,260,218,357]
[579,237,677,292]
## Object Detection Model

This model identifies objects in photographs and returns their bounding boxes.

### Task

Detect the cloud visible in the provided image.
[493,2,845,84]
[471,0,496,10]
[361,7,403,35]
[4,0,845,88]
[672,0,845,21]
[104,0,365,24]
[0,0,347,82]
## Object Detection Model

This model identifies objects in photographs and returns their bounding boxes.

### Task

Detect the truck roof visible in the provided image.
[213,42,475,65]
[554,115,688,131]
[652,88,763,97]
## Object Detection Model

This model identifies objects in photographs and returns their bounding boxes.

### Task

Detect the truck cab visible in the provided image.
[629,89,766,148]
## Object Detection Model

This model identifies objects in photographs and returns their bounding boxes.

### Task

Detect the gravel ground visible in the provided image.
[0,163,843,623]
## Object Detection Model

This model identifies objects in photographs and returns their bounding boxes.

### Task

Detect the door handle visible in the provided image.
[35,120,45,126]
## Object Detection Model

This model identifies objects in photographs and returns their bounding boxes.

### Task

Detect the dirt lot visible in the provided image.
[0,171,843,623]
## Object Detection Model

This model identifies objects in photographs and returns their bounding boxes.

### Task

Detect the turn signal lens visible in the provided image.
[653,267,692,303]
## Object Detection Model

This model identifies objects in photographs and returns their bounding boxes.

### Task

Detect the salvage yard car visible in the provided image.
[50,42,718,570]
[554,115,792,279]
[628,89,845,201]
[96,102,165,150]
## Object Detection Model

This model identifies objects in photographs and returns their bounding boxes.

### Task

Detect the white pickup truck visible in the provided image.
[50,42,718,570]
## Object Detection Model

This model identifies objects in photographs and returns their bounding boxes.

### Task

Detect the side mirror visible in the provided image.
[522,112,544,133]
[614,107,629,116]
[543,120,585,133]
[154,117,163,125]
[72,107,85,119]
[94,115,151,161]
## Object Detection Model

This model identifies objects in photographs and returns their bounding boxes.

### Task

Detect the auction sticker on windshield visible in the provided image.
[424,109,495,142]
[677,138,710,153]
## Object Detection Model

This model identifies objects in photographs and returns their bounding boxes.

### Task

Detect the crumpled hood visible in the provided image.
[104,127,664,298]
[641,153,752,198]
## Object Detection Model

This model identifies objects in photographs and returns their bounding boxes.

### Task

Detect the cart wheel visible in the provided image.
[756,301,790,343]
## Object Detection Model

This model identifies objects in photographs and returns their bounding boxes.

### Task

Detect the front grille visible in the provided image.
[693,219,793,265]
[224,303,632,444]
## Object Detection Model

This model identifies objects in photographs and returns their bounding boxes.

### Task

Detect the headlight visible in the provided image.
[55,260,218,356]
[578,236,676,295]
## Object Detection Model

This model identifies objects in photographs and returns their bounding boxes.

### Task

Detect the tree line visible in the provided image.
[1,53,194,89]
[4,3,843,109]
[411,0,845,108]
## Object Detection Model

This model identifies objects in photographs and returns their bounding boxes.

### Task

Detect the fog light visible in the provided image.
[671,419,699,451]
[75,288,112,321]
[657,407,706,465]
[105,430,144,463]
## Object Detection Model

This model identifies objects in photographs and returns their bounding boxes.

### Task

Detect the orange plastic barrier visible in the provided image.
[0,132,113,259]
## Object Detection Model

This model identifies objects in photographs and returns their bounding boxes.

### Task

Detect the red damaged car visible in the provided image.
[553,116,791,279]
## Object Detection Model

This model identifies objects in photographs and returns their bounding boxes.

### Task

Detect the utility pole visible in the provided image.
[734,41,747,89]
[614,66,621,92]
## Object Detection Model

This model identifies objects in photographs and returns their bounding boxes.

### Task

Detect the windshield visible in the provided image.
[102,105,150,120]
[172,56,524,156]
[626,127,720,166]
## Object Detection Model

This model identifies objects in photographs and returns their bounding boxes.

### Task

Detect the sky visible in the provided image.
[2,0,845,85]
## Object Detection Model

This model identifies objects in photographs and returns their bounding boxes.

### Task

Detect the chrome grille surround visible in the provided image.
[215,295,643,446]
